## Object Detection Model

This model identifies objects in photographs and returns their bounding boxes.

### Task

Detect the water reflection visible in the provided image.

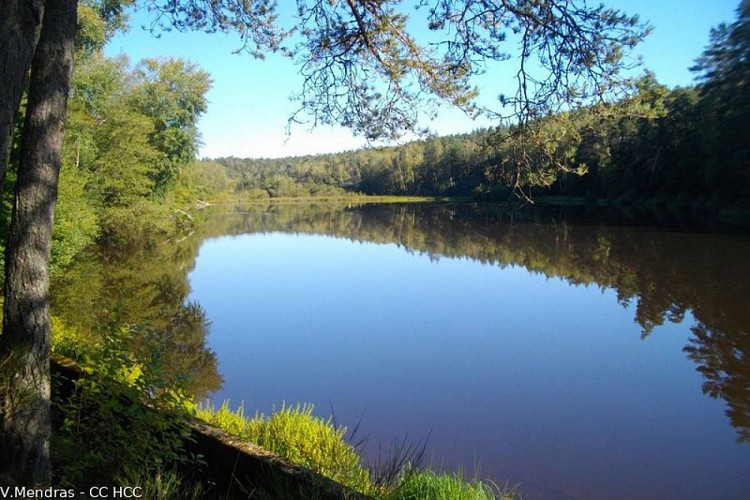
[686,322,750,442]
[53,233,223,400]
[189,201,749,443]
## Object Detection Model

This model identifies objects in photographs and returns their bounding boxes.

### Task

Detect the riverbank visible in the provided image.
[49,338,513,499]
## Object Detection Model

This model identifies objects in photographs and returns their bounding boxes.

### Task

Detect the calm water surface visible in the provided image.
[186,203,750,499]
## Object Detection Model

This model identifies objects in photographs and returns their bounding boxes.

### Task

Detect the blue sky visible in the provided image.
[104,1,739,159]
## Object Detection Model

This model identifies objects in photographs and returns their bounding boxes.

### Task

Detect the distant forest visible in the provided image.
[205,6,749,215]
[208,71,747,215]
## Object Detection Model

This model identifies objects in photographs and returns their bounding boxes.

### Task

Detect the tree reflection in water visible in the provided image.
[53,229,223,400]
[686,322,750,442]
[54,201,750,440]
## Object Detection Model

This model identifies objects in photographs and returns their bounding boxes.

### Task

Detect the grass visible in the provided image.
[197,401,516,499]
[390,470,511,500]
[197,401,374,495]
[117,468,206,500]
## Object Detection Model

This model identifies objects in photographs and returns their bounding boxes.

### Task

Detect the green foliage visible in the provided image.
[117,468,206,500]
[51,167,99,277]
[488,113,586,200]
[52,318,198,488]
[76,1,134,57]
[130,58,211,193]
[98,198,175,242]
[197,401,374,494]
[216,131,492,199]
[691,0,750,201]
[89,104,159,205]
[76,3,109,57]
[48,45,213,255]
[172,160,231,204]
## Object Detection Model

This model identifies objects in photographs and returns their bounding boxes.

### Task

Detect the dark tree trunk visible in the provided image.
[0,0,44,193]
[0,0,77,486]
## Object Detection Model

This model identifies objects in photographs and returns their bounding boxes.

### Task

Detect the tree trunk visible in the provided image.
[0,0,44,193]
[0,0,77,486]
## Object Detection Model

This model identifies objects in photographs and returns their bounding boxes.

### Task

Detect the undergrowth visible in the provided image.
[390,470,509,500]
[50,316,202,494]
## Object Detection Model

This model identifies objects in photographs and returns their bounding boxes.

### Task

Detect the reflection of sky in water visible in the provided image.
[189,232,750,500]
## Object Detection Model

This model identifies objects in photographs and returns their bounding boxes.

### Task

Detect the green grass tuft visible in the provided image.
[197,401,374,494]
[390,470,513,500]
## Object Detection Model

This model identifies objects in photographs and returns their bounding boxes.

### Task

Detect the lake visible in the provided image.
[64,201,750,499]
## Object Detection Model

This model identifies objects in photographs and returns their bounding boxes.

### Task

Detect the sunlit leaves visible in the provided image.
[130,57,212,191]
[56,50,212,247]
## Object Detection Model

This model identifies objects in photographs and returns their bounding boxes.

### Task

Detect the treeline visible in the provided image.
[1,1,216,275]
[214,130,492,198]
[212,75,746,213]
[211,2,749,214]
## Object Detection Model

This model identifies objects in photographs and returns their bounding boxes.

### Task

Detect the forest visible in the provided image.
[214,66,748,215]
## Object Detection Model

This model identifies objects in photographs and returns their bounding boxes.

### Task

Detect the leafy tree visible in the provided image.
[172,160,230,203]
[75,0,134,57]
[50,165,100,277]
[57,51,213,240]
[130,58,211,193]
[655,87,704,199]
[90,104,159,206]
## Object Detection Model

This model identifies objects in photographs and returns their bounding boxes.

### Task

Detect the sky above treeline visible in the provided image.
[104,0,739,159]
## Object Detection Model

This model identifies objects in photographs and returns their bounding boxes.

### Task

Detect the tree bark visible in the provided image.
[0,0,44,194]
[0,0,77,486]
